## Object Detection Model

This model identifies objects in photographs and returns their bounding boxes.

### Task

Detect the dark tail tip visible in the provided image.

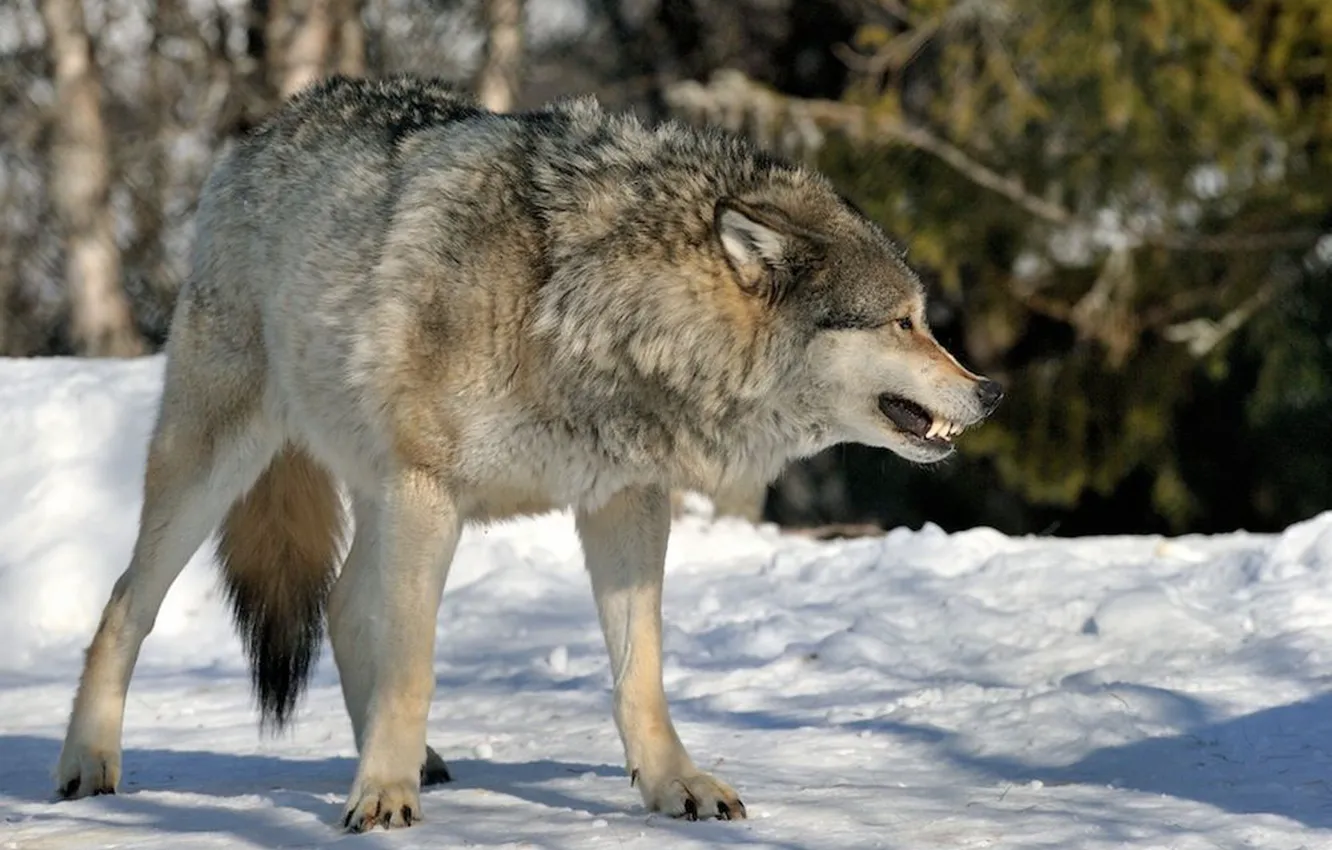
[223,570,331,731]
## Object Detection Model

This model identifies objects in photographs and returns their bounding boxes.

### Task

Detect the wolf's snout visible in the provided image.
[975,379,1004,415]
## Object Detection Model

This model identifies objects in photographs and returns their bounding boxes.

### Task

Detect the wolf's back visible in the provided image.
[244,74,485,153]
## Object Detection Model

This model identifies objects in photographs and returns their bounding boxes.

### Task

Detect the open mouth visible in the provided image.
[877,394,966,445]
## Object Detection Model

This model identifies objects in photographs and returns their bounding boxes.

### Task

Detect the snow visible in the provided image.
[2,356,1331,849]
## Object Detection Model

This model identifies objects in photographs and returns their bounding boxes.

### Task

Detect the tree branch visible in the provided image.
[1161,277,1284,357]
[666,70,1074,225]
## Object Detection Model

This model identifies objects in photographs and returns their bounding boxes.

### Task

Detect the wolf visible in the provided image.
[54,75,1002,830]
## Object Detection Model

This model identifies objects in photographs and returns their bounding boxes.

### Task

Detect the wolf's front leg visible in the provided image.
[341,471,460,832]
[577,486,746,821]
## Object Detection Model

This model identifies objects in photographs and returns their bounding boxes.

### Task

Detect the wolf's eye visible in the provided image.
[896,316,914,332]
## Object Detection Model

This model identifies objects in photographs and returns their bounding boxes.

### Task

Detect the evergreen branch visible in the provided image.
[664,71,1320,256]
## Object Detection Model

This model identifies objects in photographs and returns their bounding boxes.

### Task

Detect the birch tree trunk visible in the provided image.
[280,0,336,98]
[40,0,144,357]
[476,0,523,112]
[336,0,365,78]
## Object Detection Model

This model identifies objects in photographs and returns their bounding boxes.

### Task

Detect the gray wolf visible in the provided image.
[54,75,1002,830]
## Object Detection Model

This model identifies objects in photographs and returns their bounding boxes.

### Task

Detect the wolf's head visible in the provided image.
[714,185,1002,464]
[530,105,1000,473]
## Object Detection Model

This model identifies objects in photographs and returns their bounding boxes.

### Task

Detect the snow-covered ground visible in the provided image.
[2,356,1331,849]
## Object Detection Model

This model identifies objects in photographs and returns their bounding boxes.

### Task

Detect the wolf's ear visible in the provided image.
[714,199,820,304]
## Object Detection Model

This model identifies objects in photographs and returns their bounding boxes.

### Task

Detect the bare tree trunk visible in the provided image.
[476,0,524,112]
[40,0,144,357]
[0,264,11,357]
[0,177,13,355]
[263,0,291,93]
[335,0,365,77]
[280,0,336,98]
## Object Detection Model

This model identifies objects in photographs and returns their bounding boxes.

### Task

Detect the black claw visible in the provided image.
[683,797,698,821]
[345,809,371,833]
[379,807,393,829]
[59,778,80,799]
[630,769,639,788]
[92,786,114,797]
[717,801,732,820]
[401,805,414,827]
[735,799,747,819]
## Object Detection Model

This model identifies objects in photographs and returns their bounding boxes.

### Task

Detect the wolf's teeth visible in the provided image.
[948,422,962,437]
[926,420,943,439]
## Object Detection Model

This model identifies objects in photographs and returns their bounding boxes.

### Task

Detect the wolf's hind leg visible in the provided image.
[55,347,280,799]
[577,486,747,821]
[329,496,451,787]
[339,471,459,832]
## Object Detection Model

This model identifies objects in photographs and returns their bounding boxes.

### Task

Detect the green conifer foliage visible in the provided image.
[813,0,1330,531]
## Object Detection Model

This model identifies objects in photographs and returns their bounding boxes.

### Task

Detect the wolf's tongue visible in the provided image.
[877,394,931,438]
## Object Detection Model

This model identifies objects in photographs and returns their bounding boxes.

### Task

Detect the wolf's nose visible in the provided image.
[976,379,1004,415]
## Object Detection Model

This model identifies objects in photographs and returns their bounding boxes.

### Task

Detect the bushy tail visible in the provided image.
[217,445,346,730]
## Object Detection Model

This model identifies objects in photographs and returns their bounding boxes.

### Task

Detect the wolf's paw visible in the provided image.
[54,744,120,799]
[421,745,451,786]
[342,778,421,832]
[637,769,747,821]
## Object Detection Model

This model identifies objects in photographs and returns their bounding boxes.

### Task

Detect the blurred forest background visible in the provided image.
[1,0,1329,537]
